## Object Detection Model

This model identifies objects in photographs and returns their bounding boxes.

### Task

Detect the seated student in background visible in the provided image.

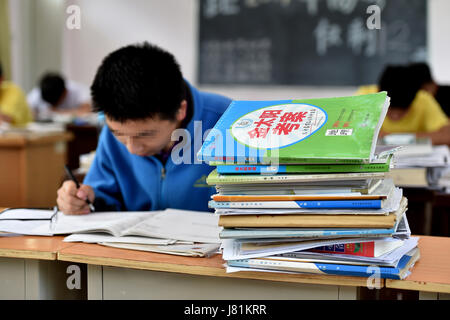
[27,72,92,121]
[56,42,231,215]
[409,62,450,117]
[0,62,33,126]
[357,65,450,145]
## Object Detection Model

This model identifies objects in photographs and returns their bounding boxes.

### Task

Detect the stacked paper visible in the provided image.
[197,93,420,279]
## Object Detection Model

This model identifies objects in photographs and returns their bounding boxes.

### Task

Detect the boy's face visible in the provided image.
[105,101,187,157]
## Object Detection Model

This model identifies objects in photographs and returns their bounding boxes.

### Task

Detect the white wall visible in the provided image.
[62,0,197,93]
[429,0,450,84]
[36,0,450,100]
[9,0,64,92]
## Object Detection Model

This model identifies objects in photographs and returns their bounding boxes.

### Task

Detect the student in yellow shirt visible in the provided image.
[0,63,33,126]
[357,65,450,145]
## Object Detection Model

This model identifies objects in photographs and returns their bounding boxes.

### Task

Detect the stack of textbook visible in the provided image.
[197,92,420,279]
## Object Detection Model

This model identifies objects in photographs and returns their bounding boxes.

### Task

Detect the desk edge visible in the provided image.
[57,252,379,288]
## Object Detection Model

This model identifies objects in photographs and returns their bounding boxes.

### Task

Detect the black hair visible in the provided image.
[378,65,421,110]
[409,62,434,87]
[0,62,3,78]
[90,42,185,122]
[40,73,66,105]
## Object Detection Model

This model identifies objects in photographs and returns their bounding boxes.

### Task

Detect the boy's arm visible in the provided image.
[83,127,124,211]
[416,123,450,146]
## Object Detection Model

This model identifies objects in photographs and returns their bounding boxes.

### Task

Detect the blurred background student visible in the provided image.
[27,72,92,121]
[357,64,450,146]
[409,62,450,117]
[0,62,32,126]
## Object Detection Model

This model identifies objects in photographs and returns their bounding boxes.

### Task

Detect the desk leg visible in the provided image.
[25,260,87,300]
[338,286,357,300]
[87,265,103,300]
[0,257,25,299]
[423,202,433,235]
[420,291,450,300]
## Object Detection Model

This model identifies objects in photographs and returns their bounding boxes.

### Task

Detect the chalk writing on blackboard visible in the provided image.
[198,0,426,86]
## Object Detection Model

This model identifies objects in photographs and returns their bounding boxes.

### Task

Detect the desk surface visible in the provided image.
[0,235,74,260]
[386,236,450,294]
[1,234,449,293]
[0,132,73,147]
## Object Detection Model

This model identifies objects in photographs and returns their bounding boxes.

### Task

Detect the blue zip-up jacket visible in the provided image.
[83,83,231,212]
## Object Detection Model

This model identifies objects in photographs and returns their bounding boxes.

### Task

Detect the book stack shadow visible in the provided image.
[198,93,420,280]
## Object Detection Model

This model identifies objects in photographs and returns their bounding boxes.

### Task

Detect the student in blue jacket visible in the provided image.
[56,42,231,214]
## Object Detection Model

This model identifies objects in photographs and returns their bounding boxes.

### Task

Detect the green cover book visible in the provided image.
[216,154,392,174]
[206,169,387,185]
[197,92,390,164]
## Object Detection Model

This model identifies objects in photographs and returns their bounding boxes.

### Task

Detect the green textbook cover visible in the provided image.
[197,92,390,164]
[216,154,393,174]
[206,169,387,185]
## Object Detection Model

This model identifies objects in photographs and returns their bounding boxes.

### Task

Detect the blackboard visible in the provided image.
[198,0,427,86]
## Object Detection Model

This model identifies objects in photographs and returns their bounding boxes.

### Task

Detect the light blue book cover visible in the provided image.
[227,247,419,280]
[220,227,396,239]
[209,199,382,209]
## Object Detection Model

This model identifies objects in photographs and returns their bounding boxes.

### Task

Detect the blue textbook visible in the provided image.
[209,199,384,209]
[227,247,419,280]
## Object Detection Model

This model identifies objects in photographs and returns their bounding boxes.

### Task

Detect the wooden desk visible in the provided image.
[0,132,73,208]
[0,235,85,299]
[386,236,450,300]
[58,243,376,300]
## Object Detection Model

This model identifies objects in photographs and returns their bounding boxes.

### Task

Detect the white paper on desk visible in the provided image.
[99,242,220,257]
[0,220,53,236]
[0,208,56,220]
[394,145,449,168]
[122,209,222,244]
[49,211,154,236]
[222,237,385,260]
[63,233,178,245]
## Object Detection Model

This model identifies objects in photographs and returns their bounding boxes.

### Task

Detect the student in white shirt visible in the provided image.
[27,73,92,120]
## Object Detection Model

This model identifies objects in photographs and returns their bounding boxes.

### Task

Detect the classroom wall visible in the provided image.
[9,0,64,92]
[10,0,450,98]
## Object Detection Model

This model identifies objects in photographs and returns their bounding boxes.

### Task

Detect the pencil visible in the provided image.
[64,165,95,212]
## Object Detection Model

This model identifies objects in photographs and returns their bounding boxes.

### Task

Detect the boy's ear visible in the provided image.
[176,100,187,122]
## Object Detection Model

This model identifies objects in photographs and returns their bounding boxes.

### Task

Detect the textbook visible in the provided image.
[280,236,418,267]
[215,188,404,216]
[210,199,387,210]
[226,247,420,280]
[212,179,394,201]
[217,196,405,229]
[216,179,383,195]
[309,238,405,257]
[219,213,410,240]
[218,205,404,229]
[207,169,386,185]
[197,92,390,164]
[216,155,392,174]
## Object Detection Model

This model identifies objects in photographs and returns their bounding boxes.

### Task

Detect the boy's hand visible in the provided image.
[57,181,95,215]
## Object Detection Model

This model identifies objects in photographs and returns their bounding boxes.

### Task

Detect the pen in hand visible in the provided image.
[64,165,95,212]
